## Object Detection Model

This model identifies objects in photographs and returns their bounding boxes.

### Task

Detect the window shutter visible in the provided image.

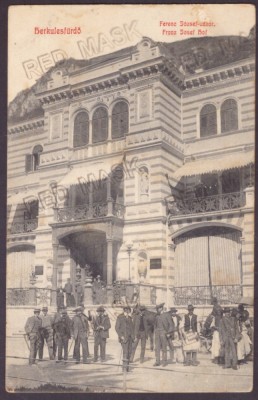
[221,99,238,133]
[74,112,89,148]
[200,104,217,137]
[112,102,129,139]
[25,154,33,173]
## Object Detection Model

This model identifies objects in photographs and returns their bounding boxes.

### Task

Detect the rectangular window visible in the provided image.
[150,258,162,269]
[35,265,44,275]
[25,154,33,173]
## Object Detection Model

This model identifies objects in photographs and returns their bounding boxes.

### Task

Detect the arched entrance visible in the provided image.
[61,231,106,279]
[60,230,120,286]
[173,226,242,304]
[7,244,35,288]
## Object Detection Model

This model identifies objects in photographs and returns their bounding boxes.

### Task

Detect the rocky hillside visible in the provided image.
[8,26,255,125]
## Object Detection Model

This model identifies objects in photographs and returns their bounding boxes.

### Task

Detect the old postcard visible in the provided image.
[6,4,255,393]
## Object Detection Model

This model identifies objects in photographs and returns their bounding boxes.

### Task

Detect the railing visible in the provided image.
[6,287,52,306]
[168,191,245,216]
[10,219,38,234]
[56,201,124,222]
[173,285,242,305]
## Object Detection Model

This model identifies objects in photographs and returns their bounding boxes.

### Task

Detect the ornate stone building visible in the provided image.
[7,34,255,306]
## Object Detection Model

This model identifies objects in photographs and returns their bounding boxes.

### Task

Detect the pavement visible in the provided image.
[6,334,253,393]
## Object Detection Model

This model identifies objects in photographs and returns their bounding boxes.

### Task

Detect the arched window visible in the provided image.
[73,111,89,148]
[92,107,108,143]
[221,99,238,133]
[200,104,217,137]
[25,145,43,172]
[111,101,129,138]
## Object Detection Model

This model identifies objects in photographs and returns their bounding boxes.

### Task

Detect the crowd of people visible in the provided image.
[24,299,253,372]
[56,277,106,308]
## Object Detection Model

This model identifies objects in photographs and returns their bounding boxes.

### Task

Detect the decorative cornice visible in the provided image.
[184,59,255,91]
[8,118,44,134]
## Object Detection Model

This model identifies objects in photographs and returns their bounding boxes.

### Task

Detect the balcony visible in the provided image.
[10,219,38,234]
[174,285,243,305]
[168,191,245,216]
[55,201,125,223]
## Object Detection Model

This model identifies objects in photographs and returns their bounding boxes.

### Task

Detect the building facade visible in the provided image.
[7,36,255,307]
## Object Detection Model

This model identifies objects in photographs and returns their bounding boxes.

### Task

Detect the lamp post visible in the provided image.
[126,244,133,282]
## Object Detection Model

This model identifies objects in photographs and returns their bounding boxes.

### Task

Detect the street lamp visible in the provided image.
[126,243,133,282]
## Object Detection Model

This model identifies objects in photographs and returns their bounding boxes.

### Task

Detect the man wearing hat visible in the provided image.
[52,306,65,358]
[182,305,199,366]
[38,306,54,360]
[153,303,173,367]
[130,305,148,363]
[71,306,90,364]
[64,278,73,307]
[24,308,42,365]
[93,306,111,362]
[220,307,241,370]
[73,304,92,359]
[168,307,184,364]
[115,306,135,371]
[53,308,71,362]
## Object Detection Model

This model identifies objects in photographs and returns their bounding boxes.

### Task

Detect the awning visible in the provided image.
[59,157,123,187]
[174,150,254,179]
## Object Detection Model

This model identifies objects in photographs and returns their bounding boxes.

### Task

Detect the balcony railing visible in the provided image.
[174,285,242,305]
[6,287,51,306]
[168,191,245,216]
[56,202,125,223]
[10,219,38,234]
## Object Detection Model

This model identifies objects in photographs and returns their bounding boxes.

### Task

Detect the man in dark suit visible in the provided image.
[154,303,173,367]
[24,308,42,365]
[71,306,90,364]
[93,306,111,362]
[183,304,199,366]
[115,306,135,371]
[220,307,241,370]
[64,278,73,307]
[130,305,149,363]
[53,309,71,362]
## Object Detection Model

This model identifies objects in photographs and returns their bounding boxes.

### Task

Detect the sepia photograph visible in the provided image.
[6,3,255,393]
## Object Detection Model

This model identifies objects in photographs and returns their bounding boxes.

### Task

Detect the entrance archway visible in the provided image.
[61,231,106,279]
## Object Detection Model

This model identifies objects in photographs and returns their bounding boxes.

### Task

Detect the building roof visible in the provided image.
[8,28,255,125]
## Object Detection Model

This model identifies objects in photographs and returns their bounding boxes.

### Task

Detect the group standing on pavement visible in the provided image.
[24,300,253,372]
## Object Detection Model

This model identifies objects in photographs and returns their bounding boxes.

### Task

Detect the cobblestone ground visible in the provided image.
[6,334,253,393]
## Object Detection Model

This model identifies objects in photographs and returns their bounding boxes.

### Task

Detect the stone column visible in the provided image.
[217,104,221,135]
[106,239,113,285]
[51,242,59,307]
[107,116,112,153]
[168,242,176,306]
[88,120,92,157]
[107,175,113,216]
[89,181,93,218]
[244,186,254,208]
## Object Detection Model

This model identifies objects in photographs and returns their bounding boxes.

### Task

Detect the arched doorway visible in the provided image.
[173,226,242,304]
[7,244,35,288]
[60,230,120,285]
